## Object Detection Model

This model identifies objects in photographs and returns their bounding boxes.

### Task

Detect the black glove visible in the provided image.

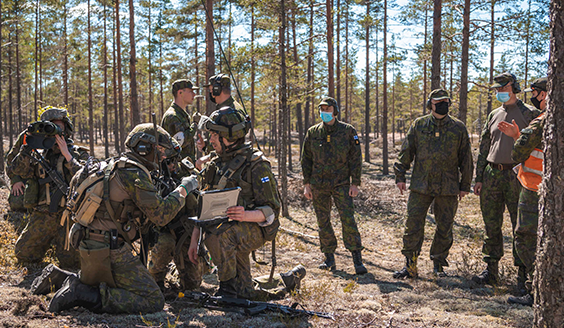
[180,175,199,193]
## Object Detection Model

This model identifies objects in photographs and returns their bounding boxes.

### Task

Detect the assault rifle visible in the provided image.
[184,291,334,320]
[27,149,70,213]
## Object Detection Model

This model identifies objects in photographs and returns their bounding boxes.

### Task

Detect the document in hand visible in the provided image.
[198,187,241,221]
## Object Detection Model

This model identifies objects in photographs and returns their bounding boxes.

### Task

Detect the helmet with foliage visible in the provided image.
[40,106,74,136]
[125,123,174,158]
[202,106,251,142]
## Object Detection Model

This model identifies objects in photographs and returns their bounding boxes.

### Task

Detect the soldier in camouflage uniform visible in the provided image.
[9,107,89,268]
[499,77,547,306]
[187,107,302,300]
[472,72,541,286]
[205,74,244,112]
[393,89,473,279]
[5,132,27,212]
[161,79,200,161]
[301,97,367,275]
[48,123,198,314]
[147,138,204,293]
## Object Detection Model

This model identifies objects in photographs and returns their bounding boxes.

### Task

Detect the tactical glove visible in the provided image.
[181,175,199,193]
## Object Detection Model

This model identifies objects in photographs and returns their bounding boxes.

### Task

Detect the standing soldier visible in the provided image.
[205,74,244,112]
[161,79,200,162]
[498,77,547,306]
[472,72,541,287]
[48,124,198,314]
[392,89,473,278]
[187,107,304,300]
[9,107,88,269]
[301,97,367,275]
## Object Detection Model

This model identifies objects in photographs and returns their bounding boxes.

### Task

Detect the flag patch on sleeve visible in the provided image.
[354,135,360,145]
[261,177,270,183]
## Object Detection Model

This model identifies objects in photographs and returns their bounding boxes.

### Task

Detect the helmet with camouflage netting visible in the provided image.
[125,123,174,157]
[40,106,74,136]
[201,106,251,142]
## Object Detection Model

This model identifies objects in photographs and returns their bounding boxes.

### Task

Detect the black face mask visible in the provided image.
[530,94,543,109]
[434,102,449,115]
[209,92,217,104]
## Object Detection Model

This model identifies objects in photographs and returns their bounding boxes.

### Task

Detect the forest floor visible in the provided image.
[0,135,534,328]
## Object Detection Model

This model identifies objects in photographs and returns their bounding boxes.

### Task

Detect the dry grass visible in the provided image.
[0,136,533,327]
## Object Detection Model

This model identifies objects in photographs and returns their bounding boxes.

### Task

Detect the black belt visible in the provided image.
[488,162,515,171]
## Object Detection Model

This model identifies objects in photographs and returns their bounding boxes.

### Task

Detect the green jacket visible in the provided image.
[301,120,362,187]
[216,96,244,112]
[161,102,197,161]
[512,113,545,164]
[5,131,26,185]
[394,114,473,196]
[476,100,540,182]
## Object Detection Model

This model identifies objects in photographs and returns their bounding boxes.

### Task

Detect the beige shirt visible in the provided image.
[486,103,530,164]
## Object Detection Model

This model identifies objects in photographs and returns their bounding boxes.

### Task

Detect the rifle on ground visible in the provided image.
[27,149,70,213]
[184,291,334,320]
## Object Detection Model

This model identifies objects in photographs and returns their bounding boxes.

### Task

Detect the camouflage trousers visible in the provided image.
[15,209,79,269]
[148,230,203,291]
[514,187,539,292]
[82,240,164,314]
[311,184,363,253]
[479,165,523,266]
[401,191,458,265]
[205,222,267,299]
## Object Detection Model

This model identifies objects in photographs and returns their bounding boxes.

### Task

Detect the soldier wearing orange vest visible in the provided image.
[498,77,547,306]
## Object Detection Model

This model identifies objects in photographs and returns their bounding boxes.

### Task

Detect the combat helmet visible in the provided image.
[319,97,339,115]
[201,106,251,142]
[125,123,174,159]
[40,107,74,136]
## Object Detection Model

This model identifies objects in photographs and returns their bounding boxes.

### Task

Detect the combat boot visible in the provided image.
[48,276,102,313]
[319,253,336,271]
[517,266,527,295]
[393,257,418,279]
[472,262,499,285]
[280,265,307,292]
[216,278,238,298]
[433,261,447,278]
[508,293,533,306]
[31,264,77,295]
[351,250,368,275]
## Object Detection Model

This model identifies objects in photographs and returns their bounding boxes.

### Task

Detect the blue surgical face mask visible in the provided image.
[496,92,511,103]
[320,111,333,123]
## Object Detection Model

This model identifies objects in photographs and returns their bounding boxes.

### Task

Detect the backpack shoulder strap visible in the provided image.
[217,154,248,189]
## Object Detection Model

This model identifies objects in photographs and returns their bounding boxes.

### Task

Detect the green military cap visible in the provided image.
[524,77,548,92]
[319,97,340,114]
[204,74,231,89]
[428,89,450,101]
[491,72,518,88]
[172,79,199,95]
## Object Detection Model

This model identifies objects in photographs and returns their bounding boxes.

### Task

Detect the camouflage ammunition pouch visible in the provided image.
[8,192,26,212]
[79,244,116,288]
[23,179,39,209]
[69,223,86,250]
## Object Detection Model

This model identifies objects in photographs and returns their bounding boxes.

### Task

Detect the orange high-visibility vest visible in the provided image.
[517,113,545,192]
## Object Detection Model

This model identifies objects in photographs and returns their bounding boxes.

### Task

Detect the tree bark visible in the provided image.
[336,0,341,109]
[88,0,94,156]
[8,34,13,149]
[305,1,314,130]
[34,0,39,121]
[103,0,109,158]
[487,0,494,115]
[279,0,288,217]
[0,0,3,171]
[534,0,564,326]
[423,5,428,115]
[206,0,215,115]
[364,1,370,163]
[251,7,256,144]
[113,7,120,154]
[14,1,22,130]
[63,2,68,106]
[129,0,140,126]
[148,2,152,116]
[382,0,389,175]
[430,0,442,90]
[116,0,125,151]
[344,1,349,123]
[326,0,334,97]
[458,0,470,124]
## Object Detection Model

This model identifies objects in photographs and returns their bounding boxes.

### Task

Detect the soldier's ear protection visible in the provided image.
[426,98,451,110]
[129,132,158,156]
[212,74,226,97]
[511,81,521,93]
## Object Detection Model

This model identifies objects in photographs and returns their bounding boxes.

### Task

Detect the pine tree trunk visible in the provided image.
[431,0,442,90]
[148,3,152,116]
[305,2,314,130]
[326,0,334,97]
[103,1,109,158]
[112,4,120,154]
[336,0,341,109]
[14,1,22,130]
[0,0,3,172]
[375,27,379,139]
[344,1,349,123]
[250,7,256,144]
[88,0,94,156]
[63,2,68,106]
[487,0,494,115]
[194,12,200,114]
[382,0,389,175]
[34,0,39,121]
[458,0,470,124]
[364,2,370,163]
[534,1,564,326]
[423,5,428,115]
[205,0,215,115]
[129,0,140,126]
[279,0,288,217]
[8,37,13,149]
[116,0,125,151]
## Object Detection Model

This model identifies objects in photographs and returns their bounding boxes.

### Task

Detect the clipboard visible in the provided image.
[198,187,241,221]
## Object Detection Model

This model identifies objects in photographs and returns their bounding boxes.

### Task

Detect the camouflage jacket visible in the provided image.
[5,131,26,185]
[216,96,244,112]
[301,120,362,187]
[88,152,186,239]
[161,102,197,161]
[201,144,280,226]
[172,157,199,217]
[10,140,89,212]
[394,114,473,196]
[512,113,545,164]
[476,100,540,182]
